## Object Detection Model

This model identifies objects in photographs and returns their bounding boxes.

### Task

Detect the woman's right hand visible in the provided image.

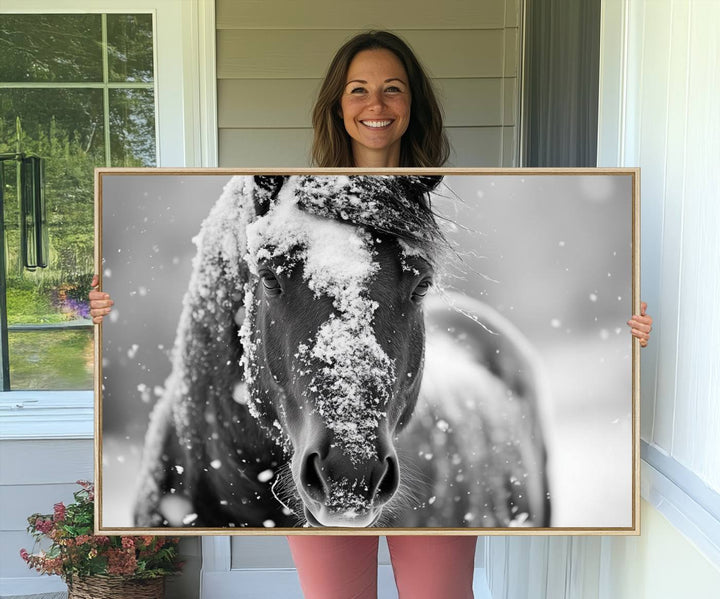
[89,275,114,324]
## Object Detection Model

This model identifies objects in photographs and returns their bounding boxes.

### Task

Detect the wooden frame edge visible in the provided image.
[94,167,640,536]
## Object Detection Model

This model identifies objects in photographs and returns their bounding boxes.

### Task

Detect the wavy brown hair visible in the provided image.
[311,31,450,168]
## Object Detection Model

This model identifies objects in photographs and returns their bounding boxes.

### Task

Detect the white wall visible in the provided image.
[486,0,720,596]
[601,500,720,599]
[0,438,93,596]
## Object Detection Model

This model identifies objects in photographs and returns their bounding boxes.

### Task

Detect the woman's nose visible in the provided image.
[366,89,385,110]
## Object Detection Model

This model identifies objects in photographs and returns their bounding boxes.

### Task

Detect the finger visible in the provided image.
[633,315,652,325]
[628,320,652,333]
[640,301,647,316]
[628,317,652,328]
[90,299,113,309]
[630,328,650,340]
[89,291,110,301]
[91,274,99,289]
[639,338,648,348]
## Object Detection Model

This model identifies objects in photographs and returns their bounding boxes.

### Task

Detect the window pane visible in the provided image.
[107,14,154,83]
[0,14,103,82]
[109,89,157,167]
[8,329,94,390]
[0,13,157,391]
[2,90,99,390]
[1,88,103,284]
[0,89,106,164]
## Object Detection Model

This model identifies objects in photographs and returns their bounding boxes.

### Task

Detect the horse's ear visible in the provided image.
[253,176,286,216]
[404,175,443,195]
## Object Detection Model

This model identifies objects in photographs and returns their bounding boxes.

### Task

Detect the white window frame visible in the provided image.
[0,0,217,440]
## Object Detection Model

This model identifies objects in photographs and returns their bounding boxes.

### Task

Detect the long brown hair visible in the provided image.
[311,31,450,168]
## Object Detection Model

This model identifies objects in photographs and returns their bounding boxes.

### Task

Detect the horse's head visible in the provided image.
[239,175,442,527]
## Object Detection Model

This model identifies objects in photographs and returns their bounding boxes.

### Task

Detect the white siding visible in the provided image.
[598,0,720,488]
[0,439,92,588]
[485,0,720,597]
[215,0,523,167]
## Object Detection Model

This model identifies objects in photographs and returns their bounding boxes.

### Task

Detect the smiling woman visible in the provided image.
[311,31,448,168]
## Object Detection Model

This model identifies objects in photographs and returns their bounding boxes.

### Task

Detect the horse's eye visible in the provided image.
[412,279,433,302]
[259,271,282,295]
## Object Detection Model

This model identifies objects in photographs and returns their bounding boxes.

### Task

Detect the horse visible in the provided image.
[133,175,550,529]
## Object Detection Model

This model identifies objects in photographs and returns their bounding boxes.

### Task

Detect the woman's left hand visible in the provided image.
[628,301,653,348]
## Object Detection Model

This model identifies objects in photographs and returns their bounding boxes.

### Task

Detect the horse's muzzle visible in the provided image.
[296,446,400,528]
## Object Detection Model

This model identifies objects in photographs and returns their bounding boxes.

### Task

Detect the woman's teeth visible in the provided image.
[362,120,392,128]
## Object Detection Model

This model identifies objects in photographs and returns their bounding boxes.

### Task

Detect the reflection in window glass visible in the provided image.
[0,88,106,167]
[110,89,156,167]
[8,329,94,390]
[107,14,154,83]
[0,13,156,391]
[0,15,103,82]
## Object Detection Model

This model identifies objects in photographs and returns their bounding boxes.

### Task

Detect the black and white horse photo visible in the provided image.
[129,175,550,529]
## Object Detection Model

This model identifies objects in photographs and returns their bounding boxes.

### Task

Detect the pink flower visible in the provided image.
[19,548,29,562]
[121,537,135,549]
[34,518,54,534]
[107,548,137,576]
[53,502,66,522]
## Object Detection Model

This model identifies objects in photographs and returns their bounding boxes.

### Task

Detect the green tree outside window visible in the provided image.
[0,13,156,390]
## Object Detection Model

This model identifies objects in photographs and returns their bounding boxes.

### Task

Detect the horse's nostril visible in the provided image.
[300,452,327,503]
[374,455,400,503]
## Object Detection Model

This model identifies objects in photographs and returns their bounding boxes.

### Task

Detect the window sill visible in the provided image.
[0,391,93,440]
[641,441,720,567]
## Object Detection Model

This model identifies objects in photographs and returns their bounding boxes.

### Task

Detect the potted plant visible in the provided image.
[20,480,182,599]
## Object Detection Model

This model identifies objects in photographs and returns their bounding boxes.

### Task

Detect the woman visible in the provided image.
[90,31,653,599]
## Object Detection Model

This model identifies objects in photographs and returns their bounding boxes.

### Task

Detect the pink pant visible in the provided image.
[287,536,477,599]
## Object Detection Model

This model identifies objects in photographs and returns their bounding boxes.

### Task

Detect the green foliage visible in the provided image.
[5,284,63,325]
[9,329,93,390]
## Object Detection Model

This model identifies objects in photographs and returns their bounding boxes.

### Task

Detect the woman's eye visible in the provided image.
[349,86,367,94]
[411,279,433,302]
[385,86,402,93]
[260,271,282,295]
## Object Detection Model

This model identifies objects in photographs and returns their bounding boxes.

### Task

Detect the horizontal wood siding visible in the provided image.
[216,0,522,168]
[218,30,512,79]
[0,439,93,580]
[217,0,516,30]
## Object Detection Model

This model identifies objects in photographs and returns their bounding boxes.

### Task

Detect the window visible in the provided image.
[0,13,156,390]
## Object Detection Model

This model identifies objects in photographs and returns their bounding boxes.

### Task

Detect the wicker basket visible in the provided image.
[67,575,165,599]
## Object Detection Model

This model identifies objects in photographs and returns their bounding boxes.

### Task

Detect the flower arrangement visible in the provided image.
[20,481,182,585]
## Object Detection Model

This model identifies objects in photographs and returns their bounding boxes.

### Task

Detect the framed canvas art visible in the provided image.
[95,168,639,535]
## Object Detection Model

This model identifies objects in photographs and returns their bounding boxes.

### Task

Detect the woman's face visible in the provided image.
[340,49,411,166]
